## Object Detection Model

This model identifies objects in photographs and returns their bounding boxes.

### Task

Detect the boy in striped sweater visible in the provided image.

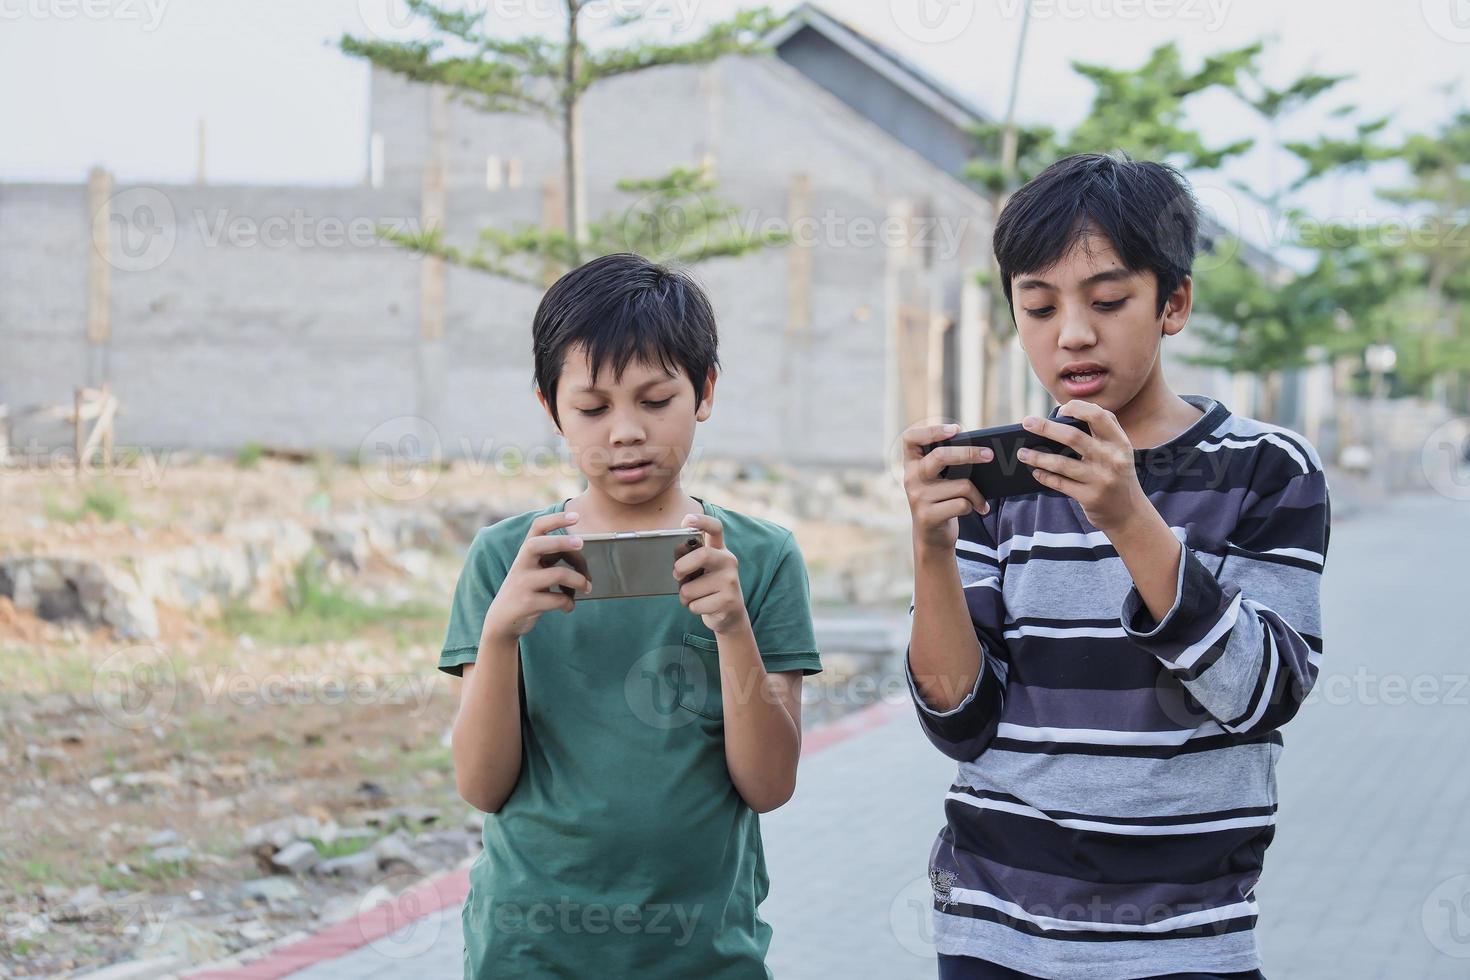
[901,152,1331,980]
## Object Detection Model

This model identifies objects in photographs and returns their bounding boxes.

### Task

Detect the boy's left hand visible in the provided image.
[1018,399,1151,533]
[674,514,750,636]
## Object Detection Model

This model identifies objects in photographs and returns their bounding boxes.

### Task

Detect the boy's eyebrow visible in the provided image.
[1016,269,1133,291]
[570,376,678,395]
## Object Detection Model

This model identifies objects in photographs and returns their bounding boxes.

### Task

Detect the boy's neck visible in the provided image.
[1110,374,1205,452]
[566,483,704,533]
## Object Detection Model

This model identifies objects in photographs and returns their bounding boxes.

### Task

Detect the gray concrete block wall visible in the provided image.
[1,184,93,443]
[2,52,992,468]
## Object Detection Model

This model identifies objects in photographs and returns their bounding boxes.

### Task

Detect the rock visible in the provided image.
[335,827,378,844]
[150,846,192,865]
[197,797,236,819]
[313,524,366,571]
[355,780,389,801]
[210,763,250,783]
[238,919,273,943]
[0,556,159,639]
[361,805,440,829]
[53,884,108,922]
[269,840,320,875]
[25,744,69,765]
[243,815,336,851]
[239,876,300,905]
[314,851,379,880]
[147,919,229,962]
[118,770,179,790]
[371,831,422,873]
[144,829,178,848]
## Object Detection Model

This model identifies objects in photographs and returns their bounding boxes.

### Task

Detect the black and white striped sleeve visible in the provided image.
[905,510,1013,761]
[1120,461,1331,736]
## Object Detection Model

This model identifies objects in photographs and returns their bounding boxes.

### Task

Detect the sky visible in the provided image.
[3,0,1467,246]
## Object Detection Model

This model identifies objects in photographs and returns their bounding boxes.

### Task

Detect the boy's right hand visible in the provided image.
[480,512,592,644]
[902,423,993,554]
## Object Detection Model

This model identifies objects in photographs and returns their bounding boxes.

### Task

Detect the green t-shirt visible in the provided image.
[439,495,823,979]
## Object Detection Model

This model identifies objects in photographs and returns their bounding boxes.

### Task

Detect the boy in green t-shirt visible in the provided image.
[439,252,823,979]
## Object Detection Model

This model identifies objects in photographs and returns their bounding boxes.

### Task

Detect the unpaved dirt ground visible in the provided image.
[0,456,910,975]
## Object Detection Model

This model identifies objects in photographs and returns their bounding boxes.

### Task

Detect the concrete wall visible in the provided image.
[2,54,991,469]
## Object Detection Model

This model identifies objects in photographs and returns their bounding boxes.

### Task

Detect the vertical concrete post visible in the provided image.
[784,173,813,458]
[85,166,113,390]
[960,273,984,427]
[416,85,448,453]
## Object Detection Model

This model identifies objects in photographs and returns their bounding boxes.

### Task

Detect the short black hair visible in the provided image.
[532,252,720,431]
[992,152,1200,322]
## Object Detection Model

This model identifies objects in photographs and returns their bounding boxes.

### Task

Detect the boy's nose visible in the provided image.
[609,418,647,445]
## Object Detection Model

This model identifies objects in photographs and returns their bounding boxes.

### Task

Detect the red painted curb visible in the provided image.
[189,698,908,976]
[184,866,470,980]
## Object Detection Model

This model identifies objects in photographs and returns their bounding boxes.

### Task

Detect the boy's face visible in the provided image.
[1010,226,1191,412]
[538,342,713,505]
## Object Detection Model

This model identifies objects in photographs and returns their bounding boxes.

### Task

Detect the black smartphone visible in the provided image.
[921,416,1092,501]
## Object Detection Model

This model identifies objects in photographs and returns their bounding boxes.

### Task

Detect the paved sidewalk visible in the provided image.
[189,490,1470,979]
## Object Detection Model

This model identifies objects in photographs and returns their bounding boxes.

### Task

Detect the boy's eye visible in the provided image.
[577,407,607,417]
[645,397,673,409]
[1024,300,1124,318]
[576,397,672,417]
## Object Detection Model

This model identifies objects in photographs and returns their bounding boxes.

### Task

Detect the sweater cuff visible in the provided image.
[1120,538,1236,676]
[905,644,986,718]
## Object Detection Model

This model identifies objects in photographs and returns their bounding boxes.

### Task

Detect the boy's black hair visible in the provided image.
[992,151,1201,322]
[532,252,720,431]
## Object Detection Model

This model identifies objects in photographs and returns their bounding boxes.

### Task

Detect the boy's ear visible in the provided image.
[535,387,562,433]
[1161,275,1193,337]
[694,368,716,422]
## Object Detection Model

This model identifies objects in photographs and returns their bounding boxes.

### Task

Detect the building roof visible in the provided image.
[766,2,993,132]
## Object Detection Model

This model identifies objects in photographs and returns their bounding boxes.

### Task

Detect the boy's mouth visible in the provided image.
[608,457,655,481]
[1060,365,1108,394]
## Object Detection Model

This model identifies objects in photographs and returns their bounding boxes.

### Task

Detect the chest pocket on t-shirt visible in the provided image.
[678,632,724,721]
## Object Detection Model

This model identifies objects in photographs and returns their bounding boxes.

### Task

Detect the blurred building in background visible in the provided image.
[0,3,1323,468]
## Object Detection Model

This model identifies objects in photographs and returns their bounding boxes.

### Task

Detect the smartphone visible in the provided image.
[540,528,705,601]
[922,416,1092,501]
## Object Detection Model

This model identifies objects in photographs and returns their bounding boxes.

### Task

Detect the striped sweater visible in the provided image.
[905,393,1331,979]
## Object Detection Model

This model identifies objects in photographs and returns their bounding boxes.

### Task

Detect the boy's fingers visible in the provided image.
[919,445,993,482]
[923,478,989,514]
[1022,414,1088,451]
[921,496,973,526]
[525,534,582,554]
[672,548,708,580]
[903,423,961,458]
[527,566,591,595]
[517,534,583,570]
[682,514,721,551]
[528,511,580,537]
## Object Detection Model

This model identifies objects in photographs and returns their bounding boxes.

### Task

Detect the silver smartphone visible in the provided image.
[541,528,706,601]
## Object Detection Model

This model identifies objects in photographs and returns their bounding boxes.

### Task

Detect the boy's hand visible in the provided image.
[1018,400,1150,532]
[674,514,748,636]
[481,512,591,645]
[902,422,992,554]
